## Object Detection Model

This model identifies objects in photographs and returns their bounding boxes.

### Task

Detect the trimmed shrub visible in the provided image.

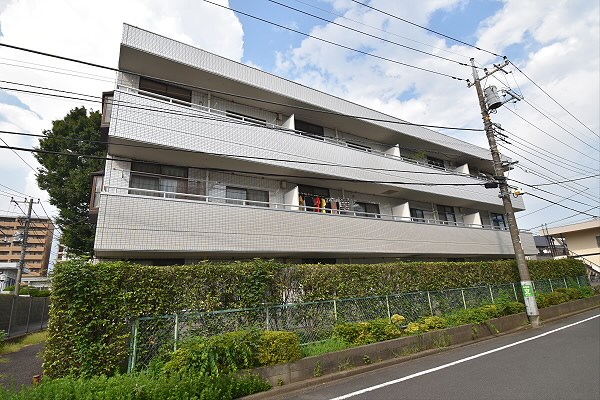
[258,331,302,366]
[45,258,587,378]
[333,319,402,345]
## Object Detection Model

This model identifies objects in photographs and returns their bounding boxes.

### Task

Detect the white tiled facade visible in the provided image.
[94,24,536,263]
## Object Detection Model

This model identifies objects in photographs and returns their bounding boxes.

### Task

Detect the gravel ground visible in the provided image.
[0,342,44,391]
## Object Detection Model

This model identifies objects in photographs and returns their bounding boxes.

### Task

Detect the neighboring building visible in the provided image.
[546,219,600,277]
[0,215,54,277]
[533,235,568,259]
[92,24,536,265]
[56,243,70,262]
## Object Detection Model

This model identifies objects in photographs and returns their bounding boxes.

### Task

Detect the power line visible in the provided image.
[348,0,501,57]
[289,0,472,60]
[265,0,474,68]
[1,130,485,179]
[497,127,598,174]
[203,0,467,81]
[0,136,37,172]
[523,192,598,218]
[0,77,484,131]
[0,144,486,187]
[510,178,599,209]
[528,174,600,187]
[504,107,599,162]
[509,60,599,138]
[517,187,591,218]
[522,98,599,152]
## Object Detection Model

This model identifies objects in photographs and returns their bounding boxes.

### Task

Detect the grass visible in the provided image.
[0,331,47,355]
[301,338,353,357]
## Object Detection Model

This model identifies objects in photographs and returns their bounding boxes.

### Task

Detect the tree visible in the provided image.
[35,107,105,255]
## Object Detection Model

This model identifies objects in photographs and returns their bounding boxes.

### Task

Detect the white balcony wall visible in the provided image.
[95,193,537,258]
[109,90,525,209]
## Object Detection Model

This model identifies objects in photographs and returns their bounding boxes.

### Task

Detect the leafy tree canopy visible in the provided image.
[35,107,105,255]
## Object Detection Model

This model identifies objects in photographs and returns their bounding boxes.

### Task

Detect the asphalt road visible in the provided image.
[280,309,600,400]
[0,342,44,390]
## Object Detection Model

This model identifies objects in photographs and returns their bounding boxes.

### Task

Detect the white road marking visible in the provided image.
[329,313,600,400]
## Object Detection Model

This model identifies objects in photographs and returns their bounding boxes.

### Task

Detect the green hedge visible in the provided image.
[44,258,587,378]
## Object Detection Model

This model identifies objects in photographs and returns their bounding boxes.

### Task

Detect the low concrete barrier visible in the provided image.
[251,296,599,389]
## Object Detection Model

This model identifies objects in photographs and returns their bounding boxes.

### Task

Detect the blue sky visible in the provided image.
[0,0,598,254]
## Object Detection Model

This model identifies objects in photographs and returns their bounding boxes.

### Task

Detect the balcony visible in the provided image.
[94,188,536,259]
[106,89,524,210]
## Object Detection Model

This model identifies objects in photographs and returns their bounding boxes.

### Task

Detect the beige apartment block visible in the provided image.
[0,215,54,277]
[547,219,600,274]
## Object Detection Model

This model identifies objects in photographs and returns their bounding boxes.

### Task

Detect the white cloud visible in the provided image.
[0,0,245,218]
[271,0,599,232]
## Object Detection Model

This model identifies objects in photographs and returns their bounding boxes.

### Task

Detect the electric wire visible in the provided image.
[526,211,598,231]
[265,0,474,68]
[1,130,487,179]
[0,60,115,84]
[522,98,599,152]
[510,178,599,209]
[0,144,486,186]
[202,0,467,81]
[348,0,502,57]
[527,174,600,187]
[0,136,37,172]
[522,192,598,219]
[517,187,591,218]
[504,107,599,162]
[509,60,599,138]
[289,0,472,60]
[497,127,597,174]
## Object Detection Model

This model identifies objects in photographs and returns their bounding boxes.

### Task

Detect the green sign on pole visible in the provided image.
[522,284,534,298]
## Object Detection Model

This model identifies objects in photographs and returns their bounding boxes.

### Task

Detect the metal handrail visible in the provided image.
[113,86,489,181]
[102,185,509,231]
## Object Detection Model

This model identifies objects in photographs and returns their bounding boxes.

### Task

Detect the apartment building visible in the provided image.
[0,215,54,276]
[92,24,536,264]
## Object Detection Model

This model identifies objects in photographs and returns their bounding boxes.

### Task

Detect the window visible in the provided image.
[139,77,192,104]
[226,187,269,207]
[491,213,507,229]
[90,174,104,209]
[353,202,380,218]
[437,205,456,224]
[298,185,330,198]
[129,162,188,198]
[410,208,425,222]
[427,157,445,168]
[295,120,324,139]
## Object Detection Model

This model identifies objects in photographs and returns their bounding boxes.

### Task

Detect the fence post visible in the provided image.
[333,299,338,322]
[512,283,518,301]
[25,297,33,333]
[174,314,179,352]
[265,304,270,331]
[489,285,494,303]
[40,297,47,330]
[128,319,139,373]
[386,295,391,320]
[461,289,467,309]
[6,296,16,337]
[576,276,581,287]
[548,279,553,292]
[563,277,568,288]
[427,291,433,316]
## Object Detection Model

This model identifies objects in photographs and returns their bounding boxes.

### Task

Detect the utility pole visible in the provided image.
[12,198,34,297]
[468,58,540,327]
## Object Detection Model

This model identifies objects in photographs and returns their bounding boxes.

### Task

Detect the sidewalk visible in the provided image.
[0,342,44,390]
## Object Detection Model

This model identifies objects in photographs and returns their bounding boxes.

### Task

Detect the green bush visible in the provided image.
[45,258,587,378]
[0,330,6,352]
[1,285,50,297]
[162,330,302,377]
[163,330,262,377]
[258,331,302,366]
[333,319,402,345]
[0,371,270,400]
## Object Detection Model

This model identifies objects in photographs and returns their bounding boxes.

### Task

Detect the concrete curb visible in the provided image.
[243,295,600,399]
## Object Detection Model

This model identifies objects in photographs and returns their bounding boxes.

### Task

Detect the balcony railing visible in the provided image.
[103,185,510,232]
[110,86,490,181]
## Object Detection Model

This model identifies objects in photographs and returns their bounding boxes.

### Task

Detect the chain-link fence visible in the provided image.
[128,275,590,371]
